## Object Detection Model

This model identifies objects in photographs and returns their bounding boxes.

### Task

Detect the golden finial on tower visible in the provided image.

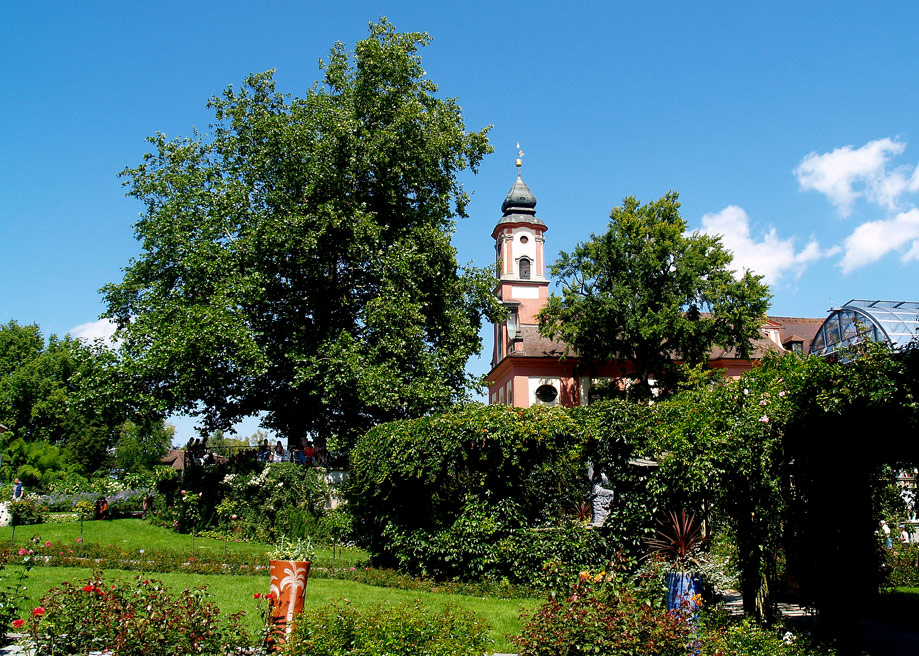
[516,141,524,169]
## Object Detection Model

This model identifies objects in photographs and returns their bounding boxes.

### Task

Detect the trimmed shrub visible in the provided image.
[9,497,48,525]
[347,402,661,585]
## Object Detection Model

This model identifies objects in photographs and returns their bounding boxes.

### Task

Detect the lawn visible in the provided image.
[0,520,537,652]
[0,519,367,568]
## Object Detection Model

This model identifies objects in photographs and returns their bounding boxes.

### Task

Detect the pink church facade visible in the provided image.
[484,163,822,408]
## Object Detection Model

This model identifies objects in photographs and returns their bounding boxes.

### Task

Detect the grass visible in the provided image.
[0,519,367,568]
[0,520,538,652]
[4,565,535,652]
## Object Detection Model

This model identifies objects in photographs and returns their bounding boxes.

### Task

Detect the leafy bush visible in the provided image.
[516,567,836,656]
[514,566,691,656]
[9,497,48,525]
[700,616,836,656]
[348,402,662,585]
[156,462,335,542]
[382,496,616,587]
[882,543,919,587]
[283,600,490,656]
[14,572,251,655]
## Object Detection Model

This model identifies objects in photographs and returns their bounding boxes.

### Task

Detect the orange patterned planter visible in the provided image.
[268,559,311,643]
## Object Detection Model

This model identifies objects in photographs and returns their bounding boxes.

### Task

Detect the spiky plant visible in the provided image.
[646,510,707,573]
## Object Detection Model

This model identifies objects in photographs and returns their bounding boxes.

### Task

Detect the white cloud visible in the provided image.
[68,318,118,345]
[699,206,832,285]
[794,138,919,216]
[840,208,919,273]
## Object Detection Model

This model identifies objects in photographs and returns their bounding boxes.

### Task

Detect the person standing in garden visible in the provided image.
[11,479,22,500]
[880,520,892,548]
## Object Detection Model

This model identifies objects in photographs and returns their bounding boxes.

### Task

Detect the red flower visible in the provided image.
[253,593,262,598]
[11,619,24,629]
[44,541,51,548]
[31,607,45,617]
[266,592,276,600]
[83,585,94,592]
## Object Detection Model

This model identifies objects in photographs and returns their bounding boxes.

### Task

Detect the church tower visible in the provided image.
[485,156,580,408]
[491,157,548,368]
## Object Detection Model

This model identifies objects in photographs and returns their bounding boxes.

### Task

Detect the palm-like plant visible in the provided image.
[646,510,707,574]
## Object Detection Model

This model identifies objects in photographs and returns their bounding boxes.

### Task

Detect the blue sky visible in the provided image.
[4,2,919,440]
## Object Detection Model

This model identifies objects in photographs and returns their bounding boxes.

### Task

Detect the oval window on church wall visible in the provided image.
[535,384,558,403]
[519,258,531,279]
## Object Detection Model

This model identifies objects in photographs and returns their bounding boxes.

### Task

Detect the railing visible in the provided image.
[182,445,331,469]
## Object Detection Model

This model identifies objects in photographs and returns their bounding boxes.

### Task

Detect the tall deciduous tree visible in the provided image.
[538,192,771,396]
[103,21,502,449]
[0,320,127,476]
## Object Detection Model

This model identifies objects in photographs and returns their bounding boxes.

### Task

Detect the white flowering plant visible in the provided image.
[268,535,315,562]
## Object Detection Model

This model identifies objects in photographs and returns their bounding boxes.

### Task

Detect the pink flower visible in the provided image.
[75,538,83,543]
[11,619,24,629]
[58,552,63,555]
[759,415,770,423]
[778,391,786,397]
[44,541,51,548]
[17,548,26,556]
[350,567,356,571]
[759,399,768,406]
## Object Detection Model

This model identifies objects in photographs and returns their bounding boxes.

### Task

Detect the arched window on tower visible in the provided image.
[519,257,531,279]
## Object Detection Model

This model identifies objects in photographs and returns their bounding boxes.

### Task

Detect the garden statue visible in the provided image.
[588,462,614,527]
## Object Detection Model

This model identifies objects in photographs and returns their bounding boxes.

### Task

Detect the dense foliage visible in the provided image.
[0,320,165,484]
[516,563,835,656]
[283,600,490,656]
[101,20,502,450]
[14,573,250,655]
[538,192,771,396]
[143,461,341,545]
[347,402,660,585]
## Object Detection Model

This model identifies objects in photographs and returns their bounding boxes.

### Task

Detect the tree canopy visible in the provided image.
[102,20,502,448]
[0,320,149,481]
[537,192,771,395]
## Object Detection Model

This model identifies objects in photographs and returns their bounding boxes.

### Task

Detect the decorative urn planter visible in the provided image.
[268,559,311,641]
[665,571,701,612]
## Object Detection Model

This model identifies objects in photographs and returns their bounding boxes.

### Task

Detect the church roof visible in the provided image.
[496,167,545,228]
[502,316,823,363]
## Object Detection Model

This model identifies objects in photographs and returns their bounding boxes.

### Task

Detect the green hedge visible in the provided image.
[347,402,660,586]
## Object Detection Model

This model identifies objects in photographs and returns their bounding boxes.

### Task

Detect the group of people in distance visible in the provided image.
[186,437,215,465]
[184,435,327,467]
[256,438,325,466]
[880,519,913,547]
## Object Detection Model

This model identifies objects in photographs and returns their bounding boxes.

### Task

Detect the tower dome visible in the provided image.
[497,160,545,227]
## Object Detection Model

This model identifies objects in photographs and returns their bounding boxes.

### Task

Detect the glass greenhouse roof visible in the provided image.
[809,299,919,357]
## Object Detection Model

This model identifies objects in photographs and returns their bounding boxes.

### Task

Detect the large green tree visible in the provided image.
[0,320,127,477]
[538,192,771,396]
[103,21,502,449]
